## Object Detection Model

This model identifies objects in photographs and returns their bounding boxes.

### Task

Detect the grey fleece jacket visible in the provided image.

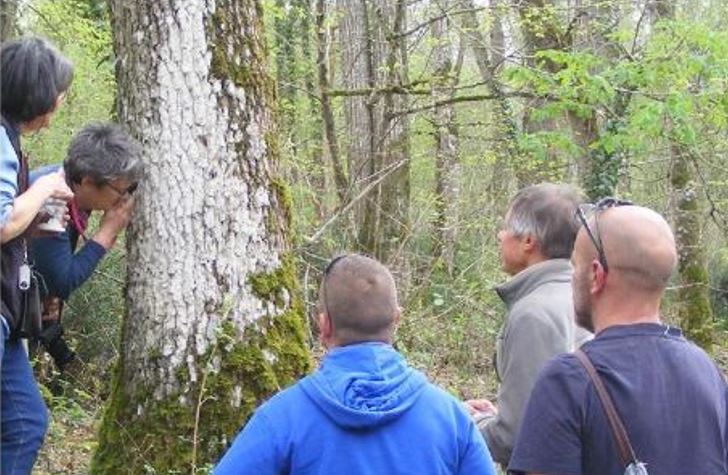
[477,258,591,467]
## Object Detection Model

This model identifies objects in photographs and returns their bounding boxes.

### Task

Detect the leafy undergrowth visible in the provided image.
[35,384,98,475]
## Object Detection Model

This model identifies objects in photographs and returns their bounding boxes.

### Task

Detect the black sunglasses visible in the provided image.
[575,197,633,272]
[106,181,139,197]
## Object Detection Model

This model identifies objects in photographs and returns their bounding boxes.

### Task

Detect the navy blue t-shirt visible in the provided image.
[509,323,728,475]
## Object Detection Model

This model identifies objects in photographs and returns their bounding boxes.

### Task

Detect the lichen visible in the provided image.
[207,2,275,101]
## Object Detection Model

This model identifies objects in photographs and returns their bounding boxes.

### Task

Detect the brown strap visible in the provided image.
[574,349,638,468]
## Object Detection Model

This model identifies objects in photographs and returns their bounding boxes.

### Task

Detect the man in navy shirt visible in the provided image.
[31,123,143,372]
[509,202,728,475]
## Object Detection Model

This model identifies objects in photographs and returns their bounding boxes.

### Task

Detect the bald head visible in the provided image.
[320,254,399,345]
[582,205,677,291]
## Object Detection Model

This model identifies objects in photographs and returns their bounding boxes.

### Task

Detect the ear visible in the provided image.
[318,312,333,347]
[590,259,607,295]
[522,234,539,255]
[393,307,402,331]
[80,176,95,187]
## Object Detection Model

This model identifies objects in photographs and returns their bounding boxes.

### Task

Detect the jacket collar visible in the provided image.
[496,258,573,309]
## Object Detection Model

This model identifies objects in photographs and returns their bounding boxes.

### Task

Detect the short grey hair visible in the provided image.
[64,122,144,186]
[506,183,583,259]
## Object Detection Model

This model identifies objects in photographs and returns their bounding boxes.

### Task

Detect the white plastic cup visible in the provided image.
[36,198,67,233]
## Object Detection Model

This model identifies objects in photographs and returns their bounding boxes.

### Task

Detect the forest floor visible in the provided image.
[35,329,728,475]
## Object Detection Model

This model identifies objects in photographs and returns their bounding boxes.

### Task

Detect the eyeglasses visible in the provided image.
[106,181,138,197]
[575,197,633,272]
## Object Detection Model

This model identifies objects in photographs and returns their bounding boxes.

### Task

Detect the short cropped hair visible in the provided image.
[321,254,399,345]
[1,37,74,124]
[64,123,144,185]
[506,183,583,259]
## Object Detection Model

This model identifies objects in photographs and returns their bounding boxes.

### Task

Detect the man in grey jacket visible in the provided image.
[465,183,591,467]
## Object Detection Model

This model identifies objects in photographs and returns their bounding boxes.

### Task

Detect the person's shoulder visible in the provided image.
[537,352,588,385]
[0,126,18,162]
[30,164,61,184]
[418,380,478,423]
[253,378,313,424]
[677,338,727,382]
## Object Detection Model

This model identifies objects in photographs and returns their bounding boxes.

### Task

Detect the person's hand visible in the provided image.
[33,170,73,201]
[94,196,135,249]
[465,398,498,417]
[100,195,135,233]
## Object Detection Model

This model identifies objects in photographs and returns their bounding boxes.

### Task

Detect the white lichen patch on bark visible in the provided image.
[117,0,286,398]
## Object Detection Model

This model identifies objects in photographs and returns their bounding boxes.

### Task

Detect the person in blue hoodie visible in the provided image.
[214,254,496,475]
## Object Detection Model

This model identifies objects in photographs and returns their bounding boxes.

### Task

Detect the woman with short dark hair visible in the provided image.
[0,36,74,473]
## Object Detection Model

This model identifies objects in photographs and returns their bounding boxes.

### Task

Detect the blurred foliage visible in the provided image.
[21,0,115,167]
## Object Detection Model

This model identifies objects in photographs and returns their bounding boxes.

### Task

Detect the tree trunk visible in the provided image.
[338,0,376,228]
[652,0,712,351]
[93,1,311,472]
[568,0,625,200]
[274,0,299,155]
[367,0,410,264]
[317,0,348,204]
[670,142,714,351]
[0,0,18,42]
[458,0,516,212]
[431,7,460,275]
[516,0,569,186]
[338,0,410,263]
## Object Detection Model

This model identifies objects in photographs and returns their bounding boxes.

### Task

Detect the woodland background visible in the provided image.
[0,0,727,473]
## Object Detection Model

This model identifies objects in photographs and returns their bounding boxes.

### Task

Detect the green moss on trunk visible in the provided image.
[671,143,714,351]
[91,268,312,473]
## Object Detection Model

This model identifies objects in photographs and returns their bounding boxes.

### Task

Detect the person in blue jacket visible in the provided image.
[1,36,74,474]
[214,254,496,475]
[30,122,143,372]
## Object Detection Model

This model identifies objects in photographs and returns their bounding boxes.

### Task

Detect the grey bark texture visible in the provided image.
[93,1,311,472]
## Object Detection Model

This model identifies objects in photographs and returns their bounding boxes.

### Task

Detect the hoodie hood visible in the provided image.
[299,342,428,430]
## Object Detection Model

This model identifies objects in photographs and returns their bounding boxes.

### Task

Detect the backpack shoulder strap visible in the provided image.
[574,349,638,468]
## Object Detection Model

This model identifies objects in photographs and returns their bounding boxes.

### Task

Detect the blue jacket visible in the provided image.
[214,342,495,475]
[29,165,106,299]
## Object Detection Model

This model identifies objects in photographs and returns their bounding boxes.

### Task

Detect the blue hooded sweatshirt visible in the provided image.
[214,342,495,475]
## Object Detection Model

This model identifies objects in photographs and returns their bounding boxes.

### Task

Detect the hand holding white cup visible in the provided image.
[37,197,69,233]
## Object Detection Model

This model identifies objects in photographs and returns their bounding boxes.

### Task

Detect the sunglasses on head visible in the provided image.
[321,254,351,318]
[575,197,633,272]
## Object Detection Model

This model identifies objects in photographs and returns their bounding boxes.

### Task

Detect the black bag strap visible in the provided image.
[574,349,639,468]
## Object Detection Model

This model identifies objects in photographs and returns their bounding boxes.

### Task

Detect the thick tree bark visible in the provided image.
[93,1,311,473]
[431,8,460,275]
